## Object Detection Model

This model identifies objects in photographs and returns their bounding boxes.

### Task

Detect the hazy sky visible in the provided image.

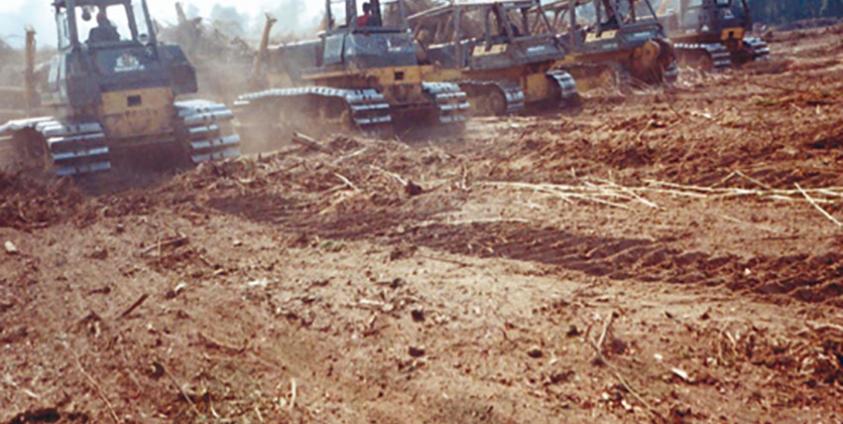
[0,0,321,46]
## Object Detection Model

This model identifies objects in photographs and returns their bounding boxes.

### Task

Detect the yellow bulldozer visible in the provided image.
[0,0,240,177]
[657,0,769,70]
[543,0,679,90]
[235,0,470,140]
[407,0,580,116]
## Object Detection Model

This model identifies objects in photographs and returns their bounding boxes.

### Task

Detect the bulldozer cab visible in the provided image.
[407,0,565,70]
[318,0,418,70]
[46,0,197,115]
[543,0,666,53]
[668,0,751,34]
[55,0,155,48]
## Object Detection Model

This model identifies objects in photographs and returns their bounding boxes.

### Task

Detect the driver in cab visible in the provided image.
[87,9,121,44]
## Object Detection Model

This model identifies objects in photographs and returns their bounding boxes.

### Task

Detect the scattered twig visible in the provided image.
[415,254,472,267]
[197,331,248,354]
[332,146,369,165]
[140,234,189,255]
[118,294,149,320]
[807,321,843,334]
[65,343,121,423]
[289,378,298,411]
[158,361,202,417]
[370,165,408,186]
[594,312,616,354]
[584,313,665,423]
[795,183,842,227]
[735,170,773,190]
[333,172,360,192]
[589,177,660,209]
[291,132,330,152]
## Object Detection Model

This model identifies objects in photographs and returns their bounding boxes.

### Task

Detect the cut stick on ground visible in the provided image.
[289,378,298,411]
[735,170,773,190]
[333,172,360,192]
[140,234,189,255]
[198,331,247,353]
[584,314,665,423]
[291,132,330,152]
[370,165,408,186]
[159,361,202,417]
[795,183,842,227]
[589,177,660,209]
[807,321,843,333]
[118,294,149,320]
[415,254,473,268]
[66,343,121,423]
[594,312,616,354]
[117,293,149,319]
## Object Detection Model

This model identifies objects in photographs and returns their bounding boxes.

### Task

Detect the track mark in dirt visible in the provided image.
[204,188,843,308]
[207,193,303,225]
[396,222,843,306]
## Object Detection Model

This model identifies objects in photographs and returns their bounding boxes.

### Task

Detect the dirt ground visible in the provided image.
[1,25,843,423]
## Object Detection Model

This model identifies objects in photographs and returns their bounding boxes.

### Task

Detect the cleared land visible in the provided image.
[1,24,842,423]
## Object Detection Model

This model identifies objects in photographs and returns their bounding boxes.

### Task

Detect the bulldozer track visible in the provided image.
[674,42,734,70]
[421,82,470,124]
[546,70,579,102]
[234,87,393,135]
[0,118,111,177]
[744,36,771,61]
[176,100,241,165]
[458,80,526,116]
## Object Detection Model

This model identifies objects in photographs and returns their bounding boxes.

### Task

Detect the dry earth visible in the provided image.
[1,25,843,423]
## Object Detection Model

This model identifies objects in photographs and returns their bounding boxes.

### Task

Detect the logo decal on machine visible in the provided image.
[115,53,145,73]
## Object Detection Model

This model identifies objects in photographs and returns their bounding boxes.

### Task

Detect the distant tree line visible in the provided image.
[748,0,843,24]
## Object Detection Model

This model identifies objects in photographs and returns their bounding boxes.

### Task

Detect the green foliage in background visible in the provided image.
[748,0,843,24]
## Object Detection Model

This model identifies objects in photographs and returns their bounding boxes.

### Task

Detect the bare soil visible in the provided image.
[1,25,842,423]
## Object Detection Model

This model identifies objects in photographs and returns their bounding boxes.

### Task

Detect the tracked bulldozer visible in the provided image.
[657,0,769,70]
[0,0,240,177]
[407,0,579,116]
[543,0,678,89]
[235,0,469,139]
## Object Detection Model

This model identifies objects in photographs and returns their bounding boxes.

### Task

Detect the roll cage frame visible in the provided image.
[407,0,562,66]
[52,0,156,50]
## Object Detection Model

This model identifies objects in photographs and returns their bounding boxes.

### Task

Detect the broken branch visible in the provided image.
[118,294,149,320]
[795,183,842,227]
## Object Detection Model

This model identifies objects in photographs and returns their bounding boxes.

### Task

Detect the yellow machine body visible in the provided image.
[98,87,176,142]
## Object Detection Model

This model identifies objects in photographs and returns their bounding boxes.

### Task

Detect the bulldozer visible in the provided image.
[0,0,240,177]
[235,0,469,139]
[406,0,579,116]
[542,0,678,89]
[657,0,769,70]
